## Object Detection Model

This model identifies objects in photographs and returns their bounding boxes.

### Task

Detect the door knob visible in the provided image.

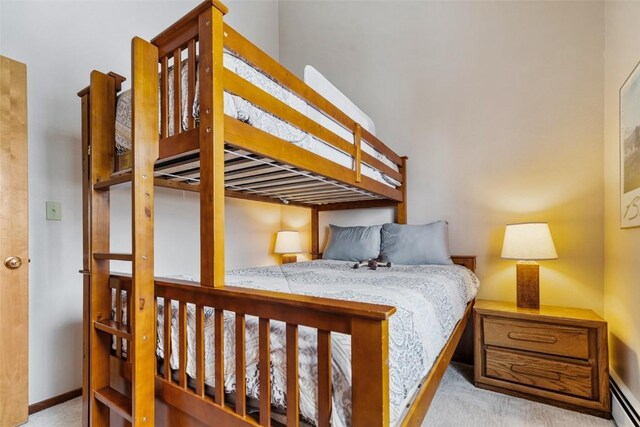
[4,256,22,269]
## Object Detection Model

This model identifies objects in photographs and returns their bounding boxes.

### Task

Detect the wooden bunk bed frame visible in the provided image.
[77,1,477,426]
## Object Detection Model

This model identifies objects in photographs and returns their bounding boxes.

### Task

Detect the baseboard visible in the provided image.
[610,370,640,427]
[28,388,82,415]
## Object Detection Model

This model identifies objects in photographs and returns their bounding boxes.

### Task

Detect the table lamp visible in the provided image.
[501,222,558,309]
[274,230,302,264]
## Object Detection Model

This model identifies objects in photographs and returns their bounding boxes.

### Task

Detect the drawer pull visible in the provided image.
[510,365,561,380]
[507,332,558,344]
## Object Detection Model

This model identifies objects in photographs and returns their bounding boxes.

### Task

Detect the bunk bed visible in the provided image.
[77,1,478,426]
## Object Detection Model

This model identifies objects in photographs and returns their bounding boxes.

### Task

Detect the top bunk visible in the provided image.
[83,0,406,209]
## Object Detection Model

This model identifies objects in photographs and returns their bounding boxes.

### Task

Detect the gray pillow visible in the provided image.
[380,221,453,265]
[323,224,382,262]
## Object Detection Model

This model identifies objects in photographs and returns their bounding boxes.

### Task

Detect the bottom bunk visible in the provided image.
[105,259,479,427]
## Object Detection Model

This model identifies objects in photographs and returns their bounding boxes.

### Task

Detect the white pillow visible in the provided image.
[303,65,376,146]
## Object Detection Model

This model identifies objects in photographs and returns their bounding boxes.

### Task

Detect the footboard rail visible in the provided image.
[110,273,396,427]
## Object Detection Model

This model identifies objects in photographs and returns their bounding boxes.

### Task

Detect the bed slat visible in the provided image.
[225,164,287,180]
[235,313,246,416]
[195,304,205,397]
[351,318,390,426]
[223,173,310,189]
[187,39,196,130]
[286,190,368,202]
[163,298,172,381]
[178,301,187,388]
[259,318,271,426]
[235,176,315,191]
[161,57,169,139]
[225,158,264,173]
[224,117,403,202]
[173,48,182,136]
[249,181,330,196]
[115,284,123,358]
[267,185,356,199]
[317,330,332,426]
[225,170,296,187]
[354,124,362,183]
[126,287,132,362]
[286,324,299,427]
[292,193,378,204]
[214,309,225,405]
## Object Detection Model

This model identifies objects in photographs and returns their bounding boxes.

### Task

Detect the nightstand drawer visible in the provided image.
[485,348,593,399]
[483,317,589,359]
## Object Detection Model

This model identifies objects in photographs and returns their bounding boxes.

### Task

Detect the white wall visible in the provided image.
[604,0,640,406]
[0,0,280,404]
[279,1,605,313]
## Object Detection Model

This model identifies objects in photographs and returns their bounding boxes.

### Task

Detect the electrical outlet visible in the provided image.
[46,201,61,221]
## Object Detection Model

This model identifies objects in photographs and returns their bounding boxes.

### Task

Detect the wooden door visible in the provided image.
[0,56,29,426]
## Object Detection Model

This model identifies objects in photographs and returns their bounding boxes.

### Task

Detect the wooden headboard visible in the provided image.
[451,255,476,273]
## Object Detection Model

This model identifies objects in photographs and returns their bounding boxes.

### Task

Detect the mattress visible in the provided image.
[154,261,480,427]
[114,53,400,187]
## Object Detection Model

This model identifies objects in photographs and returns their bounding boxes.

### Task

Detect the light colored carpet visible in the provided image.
[424,363,616,427]
[23,364,617,426]
[25,396,82,427]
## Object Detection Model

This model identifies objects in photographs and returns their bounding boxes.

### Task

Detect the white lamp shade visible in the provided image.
[274,231,303,254]
[501,222,558,260]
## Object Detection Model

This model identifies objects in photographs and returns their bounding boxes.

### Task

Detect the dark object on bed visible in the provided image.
[352,259,392,270]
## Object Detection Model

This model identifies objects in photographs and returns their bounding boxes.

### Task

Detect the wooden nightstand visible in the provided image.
[474,300,610,418]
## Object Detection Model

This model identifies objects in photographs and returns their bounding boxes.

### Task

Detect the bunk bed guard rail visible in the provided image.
[109,274,396,426]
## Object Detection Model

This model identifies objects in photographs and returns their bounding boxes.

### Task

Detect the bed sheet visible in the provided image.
[153,260,480,427]
[114,53,400,187]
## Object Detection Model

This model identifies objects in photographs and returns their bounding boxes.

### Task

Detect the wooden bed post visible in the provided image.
[130,36,159,426]
[396,156,408,224]
[351,318,390,426]
[311,206,319,260]
[199,2,227,288]
[86,70,117,427]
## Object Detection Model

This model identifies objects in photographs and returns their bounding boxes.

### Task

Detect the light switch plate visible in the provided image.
[46,201,61,221]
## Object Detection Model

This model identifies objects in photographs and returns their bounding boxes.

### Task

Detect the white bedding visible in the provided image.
[154,261,480,426]
[303,65,376,140]
[114,53,400,187]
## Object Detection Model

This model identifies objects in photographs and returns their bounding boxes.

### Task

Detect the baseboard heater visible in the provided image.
[611,377,640,427]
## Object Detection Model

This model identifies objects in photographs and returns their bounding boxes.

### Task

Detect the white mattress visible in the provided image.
[114,53,400,187]
[152,261,480,427]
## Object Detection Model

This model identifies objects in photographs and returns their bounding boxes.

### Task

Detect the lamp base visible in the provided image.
[516,261,539,309]
[281,254,298,264]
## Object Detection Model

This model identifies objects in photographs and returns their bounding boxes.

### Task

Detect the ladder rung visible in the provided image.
[93,252,133,261]
[94,319,131,340]
[94,173,132,190]
[93,386,132,422]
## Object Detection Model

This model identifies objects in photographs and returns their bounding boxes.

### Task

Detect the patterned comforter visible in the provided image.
[155,260,479,426]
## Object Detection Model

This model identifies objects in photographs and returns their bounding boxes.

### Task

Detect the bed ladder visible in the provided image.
[81,38,159,426]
